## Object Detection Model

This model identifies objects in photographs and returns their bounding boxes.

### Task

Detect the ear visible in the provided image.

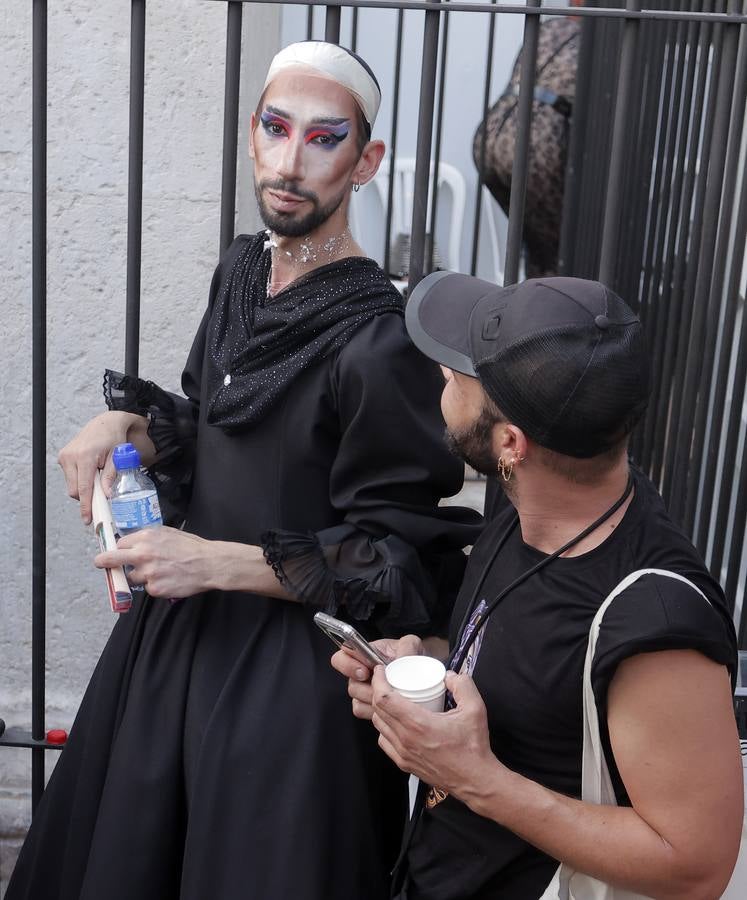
[248,111,257,161]
[491,422,511,462]
[353,139,386,187]
[510,426,529,464]
[491,422,527,462]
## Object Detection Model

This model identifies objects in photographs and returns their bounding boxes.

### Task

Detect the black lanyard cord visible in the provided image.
[448,472,635,675]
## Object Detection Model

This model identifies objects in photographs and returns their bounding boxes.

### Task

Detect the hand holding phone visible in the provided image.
[314,612,389,668]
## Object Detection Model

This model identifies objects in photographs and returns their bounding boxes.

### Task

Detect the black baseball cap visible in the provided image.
[405,272,650,458]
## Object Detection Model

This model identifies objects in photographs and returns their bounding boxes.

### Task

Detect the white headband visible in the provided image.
[263,41,381,129]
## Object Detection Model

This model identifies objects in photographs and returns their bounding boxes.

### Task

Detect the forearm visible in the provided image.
[465,763,714,900]
[118,411,157,466]
[207,540,297,601]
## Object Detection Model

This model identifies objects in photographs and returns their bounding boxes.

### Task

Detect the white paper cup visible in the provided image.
[385,655,447,712]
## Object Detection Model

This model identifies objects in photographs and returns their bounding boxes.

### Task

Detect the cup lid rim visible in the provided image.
[385,655,446,691]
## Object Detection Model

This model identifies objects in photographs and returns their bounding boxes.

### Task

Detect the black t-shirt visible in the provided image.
[405,468,737,900]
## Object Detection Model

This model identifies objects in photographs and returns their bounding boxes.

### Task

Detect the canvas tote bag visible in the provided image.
[539,568,720,900]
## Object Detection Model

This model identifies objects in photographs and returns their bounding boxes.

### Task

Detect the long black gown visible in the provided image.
[8,235,482,900]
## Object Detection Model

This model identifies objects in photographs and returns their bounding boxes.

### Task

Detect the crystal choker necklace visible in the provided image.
[262,227,352,266]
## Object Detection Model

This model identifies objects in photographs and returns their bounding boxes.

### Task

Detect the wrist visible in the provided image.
[206,541,233,592]
[460,756,516,822]
[208,542,267,593]
[120,410,148,440]
[113,410,155,465]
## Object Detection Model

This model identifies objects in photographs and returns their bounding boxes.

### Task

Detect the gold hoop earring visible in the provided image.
[497,456,514,482]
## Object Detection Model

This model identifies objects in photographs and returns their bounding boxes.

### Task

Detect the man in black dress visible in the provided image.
[333,273,742,899]
[8,43,481,900]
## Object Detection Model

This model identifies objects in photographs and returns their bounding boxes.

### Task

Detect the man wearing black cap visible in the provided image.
[332,274,742,899]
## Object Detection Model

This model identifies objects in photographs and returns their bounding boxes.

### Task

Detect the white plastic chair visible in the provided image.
[350,157,466,274]
[480,185,507,287]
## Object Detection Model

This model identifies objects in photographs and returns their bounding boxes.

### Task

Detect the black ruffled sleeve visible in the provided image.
[262,313,483,637]
[103,369,199,526]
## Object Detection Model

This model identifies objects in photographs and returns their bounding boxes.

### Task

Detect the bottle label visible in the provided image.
[111,491,162,531]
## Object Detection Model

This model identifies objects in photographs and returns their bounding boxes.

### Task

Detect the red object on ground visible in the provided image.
[46,729,68,744]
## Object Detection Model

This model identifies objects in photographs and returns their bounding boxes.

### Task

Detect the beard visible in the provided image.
[255,178,348,237]
[445,404,503,479]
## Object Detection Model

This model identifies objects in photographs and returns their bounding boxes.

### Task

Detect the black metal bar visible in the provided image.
[635,4,673,321]
[31,0,47,814]
[558,14,595,275]
[628,17,668,466]
[689,9,744,545]
[576,19,605,277]
[469,0,497,277]
[504,0,541,285]
[615,12,652,307]
[665,3,725,520]
[0,728,64,752]
[351,6,359,49]
[220,2,243,256]
[204,0,747,27]
[635,7,679,464]
[640,6,691,470]
[307,5,314,38]
[574,16,620,279]
[638,3,679,324]
[383,9,405,275]
[125,0,146,378]
[598,0,641,286]
[708,156,747,578]
[625,13,666,313]
[648,6,704,484]
[325,5,342,41]
[657,11,714,497]
[407,2,441,293]
[427,5,450,272]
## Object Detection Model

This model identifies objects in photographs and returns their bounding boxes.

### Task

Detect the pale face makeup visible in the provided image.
[250,71,365,237]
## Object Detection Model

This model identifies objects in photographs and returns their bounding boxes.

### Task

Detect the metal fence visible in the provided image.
[3,0,747,814]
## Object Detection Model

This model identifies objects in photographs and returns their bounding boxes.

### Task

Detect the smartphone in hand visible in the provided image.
[313,612,389,668]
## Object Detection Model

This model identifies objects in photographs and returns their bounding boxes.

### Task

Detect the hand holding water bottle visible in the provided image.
[58,410,155,525]
[96,445,216,599]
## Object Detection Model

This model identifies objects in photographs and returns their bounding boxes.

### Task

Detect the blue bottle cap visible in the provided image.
[112,442,141,471]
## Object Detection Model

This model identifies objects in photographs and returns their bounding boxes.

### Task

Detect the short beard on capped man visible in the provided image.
[445,404,516,497]
[445,405,501,478]
[255,179,348,237]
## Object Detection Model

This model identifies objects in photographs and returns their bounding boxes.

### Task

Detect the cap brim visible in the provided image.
[405,271,499,377]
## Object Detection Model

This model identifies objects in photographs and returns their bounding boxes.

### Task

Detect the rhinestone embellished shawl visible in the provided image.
[205,232,404,429]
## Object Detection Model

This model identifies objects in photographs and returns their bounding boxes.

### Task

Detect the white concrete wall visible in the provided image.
[0,1,280,891]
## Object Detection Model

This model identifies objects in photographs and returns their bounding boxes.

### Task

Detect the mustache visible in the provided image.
[260,179,319,204]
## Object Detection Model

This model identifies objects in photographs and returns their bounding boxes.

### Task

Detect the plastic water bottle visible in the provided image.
[110,443,162,591]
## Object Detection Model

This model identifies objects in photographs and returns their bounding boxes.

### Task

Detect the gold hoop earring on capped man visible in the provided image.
[498,452,525,482]
[497,456,514,482]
